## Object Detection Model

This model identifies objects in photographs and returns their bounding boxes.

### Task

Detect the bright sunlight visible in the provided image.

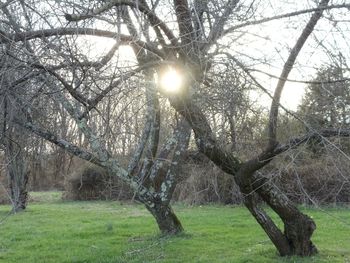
[159,68,183,93]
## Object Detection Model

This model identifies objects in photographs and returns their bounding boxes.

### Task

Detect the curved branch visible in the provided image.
[0,27,165,58]
[64,0,121,21]
[268,0,330,149]
[169,95,242,174]
[13,115,156,203]
[65,0,177,45]
[173,0,195,48]
[248,68,350,85]
[223,3,350,36]
[202,0,239,52]
[81,60,163,118]
[32,63,92,107]
[13,118,103,167]
[274,128,350,155]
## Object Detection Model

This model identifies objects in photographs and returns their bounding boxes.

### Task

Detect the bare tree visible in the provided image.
[1,0,350,257]
[0,57,30,212]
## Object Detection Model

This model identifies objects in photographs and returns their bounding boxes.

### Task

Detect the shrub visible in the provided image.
[63,164,133,201]
[173,152,243,204]
[272,156,350,205]
[174,148,350,206]
[0,186,10,205]
[0,172,10,205]
[266,144,350,205]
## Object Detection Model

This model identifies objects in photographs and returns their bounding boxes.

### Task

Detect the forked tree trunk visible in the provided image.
[146,202,184,235]
[236,165,317,256]
[170,96,319,256]
[243,194,292,256]
[252,174,317,256]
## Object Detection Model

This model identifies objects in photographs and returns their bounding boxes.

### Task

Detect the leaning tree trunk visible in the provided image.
[5,140,29,213]
[170,95,319,256]
[252,173,317,256]
[145,201,183,235]
[236,162,317,256]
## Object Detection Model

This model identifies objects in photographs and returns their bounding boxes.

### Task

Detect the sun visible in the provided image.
[159,68,183,93]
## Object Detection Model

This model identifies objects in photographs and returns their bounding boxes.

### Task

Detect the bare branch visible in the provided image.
[65,0,178,45]
[223,3,350,36]
[0,27,165,58]
[64,0,121,21]
[248,68,350,85]
[268,0,330,149]
[173,0,195,48]
[274,128,350,155]
[13,118,103,167]
[203,0,239,51]
[169,95,242,175]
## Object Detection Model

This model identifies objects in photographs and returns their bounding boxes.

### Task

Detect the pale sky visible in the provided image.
[77,0,350,111]
[227,1,350,111]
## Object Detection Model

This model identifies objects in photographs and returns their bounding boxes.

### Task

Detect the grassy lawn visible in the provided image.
[0,192,349,263]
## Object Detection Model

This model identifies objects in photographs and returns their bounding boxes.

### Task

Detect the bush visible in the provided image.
[63,164,133,201]
[173,152,243,204]
[268,146,350,205]
[273,158,350,205]
[0,172,10,205]
[173,147,350,206]
[0,186,10,205]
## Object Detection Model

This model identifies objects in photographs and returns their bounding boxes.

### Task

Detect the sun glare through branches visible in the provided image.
[159,68,183,93]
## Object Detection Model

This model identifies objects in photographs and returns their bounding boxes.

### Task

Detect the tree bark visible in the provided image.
[240,189,292,255]
[146,202,184,235]
[5,139,29,213]
[170,95,318,256]
[251,174,317,256]
[236,162,317,256]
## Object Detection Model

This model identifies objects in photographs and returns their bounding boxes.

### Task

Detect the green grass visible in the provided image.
[28,191,63,203]
[0,192,349,263]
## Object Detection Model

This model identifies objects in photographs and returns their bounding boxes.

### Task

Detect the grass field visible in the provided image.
[0,192,349,263]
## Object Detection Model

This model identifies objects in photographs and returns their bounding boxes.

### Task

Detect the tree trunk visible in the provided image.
[244,194,292,256]
[146,202,183,235]
[9,172,29,212]
[170,96,318,256]
[6,140,29,213]
[252,174,317,256]
[236,164,317,256]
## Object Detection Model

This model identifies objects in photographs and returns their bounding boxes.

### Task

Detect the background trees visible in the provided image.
[300,65,350,129]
